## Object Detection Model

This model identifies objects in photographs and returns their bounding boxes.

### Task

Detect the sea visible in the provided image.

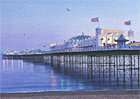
[0,55,139,93]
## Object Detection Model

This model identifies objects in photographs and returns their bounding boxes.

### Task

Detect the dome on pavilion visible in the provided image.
[68,34,93,42]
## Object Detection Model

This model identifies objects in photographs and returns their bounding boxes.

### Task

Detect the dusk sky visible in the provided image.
[1,0,140,52]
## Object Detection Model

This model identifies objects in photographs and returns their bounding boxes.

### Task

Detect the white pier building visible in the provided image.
[50,26,135,52]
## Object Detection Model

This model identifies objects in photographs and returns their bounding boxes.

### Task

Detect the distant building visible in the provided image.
[28,49,34,54]
[33,49,43,54]
[2,50,18,55]
[19,50,28,54]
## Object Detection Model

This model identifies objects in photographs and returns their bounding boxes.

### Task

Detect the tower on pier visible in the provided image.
[128,30,134,43]
[95,27,102,46]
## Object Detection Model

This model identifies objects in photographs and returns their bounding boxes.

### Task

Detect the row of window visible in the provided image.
[67,41,95,45]
[52,40,96,49]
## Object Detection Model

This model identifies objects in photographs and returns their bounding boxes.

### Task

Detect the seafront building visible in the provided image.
[50,26,136,52]
[3,49,46,55]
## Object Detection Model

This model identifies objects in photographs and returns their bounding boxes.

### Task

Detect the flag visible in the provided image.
[91,17,98,22]
[124,21,131,25]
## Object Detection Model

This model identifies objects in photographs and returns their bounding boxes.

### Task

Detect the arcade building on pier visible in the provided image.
[50,26,134,52]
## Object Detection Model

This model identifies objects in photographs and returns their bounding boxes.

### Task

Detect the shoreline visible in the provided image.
[1,90,140,99]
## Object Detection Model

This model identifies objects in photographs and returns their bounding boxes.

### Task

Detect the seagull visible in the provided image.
[66,8,70,11]
[24,34,26,35]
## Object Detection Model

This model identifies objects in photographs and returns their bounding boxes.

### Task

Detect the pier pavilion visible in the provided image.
[50,26,134,52]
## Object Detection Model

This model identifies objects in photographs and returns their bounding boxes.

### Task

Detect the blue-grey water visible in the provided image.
[0,55,139,93]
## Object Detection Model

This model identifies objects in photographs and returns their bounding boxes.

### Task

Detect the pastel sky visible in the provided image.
[1,0,140,52]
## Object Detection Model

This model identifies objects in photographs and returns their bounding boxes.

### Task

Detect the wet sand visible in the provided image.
[0,90,140,99]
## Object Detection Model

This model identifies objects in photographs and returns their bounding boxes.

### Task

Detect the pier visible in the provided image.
[1,1,140,98]
[2,49,140,86]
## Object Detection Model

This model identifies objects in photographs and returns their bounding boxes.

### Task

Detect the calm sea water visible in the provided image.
[0,55,139,93]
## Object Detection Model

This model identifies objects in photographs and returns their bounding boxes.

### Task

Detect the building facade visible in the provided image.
[50,26,134,52]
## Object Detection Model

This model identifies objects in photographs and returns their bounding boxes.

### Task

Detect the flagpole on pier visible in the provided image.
[130,20,131,30]
[98,17,99,27]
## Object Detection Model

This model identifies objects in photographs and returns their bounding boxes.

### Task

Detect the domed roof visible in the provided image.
[68,34,93,42]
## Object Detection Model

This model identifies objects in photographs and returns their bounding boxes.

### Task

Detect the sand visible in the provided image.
[0,90,140,99]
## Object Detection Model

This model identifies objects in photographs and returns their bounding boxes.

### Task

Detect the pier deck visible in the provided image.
[2,49,140,59]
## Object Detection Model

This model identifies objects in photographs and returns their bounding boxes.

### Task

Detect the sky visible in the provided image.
[1,0,140,52]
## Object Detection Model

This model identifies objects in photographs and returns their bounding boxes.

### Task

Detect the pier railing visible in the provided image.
[51,44,140,53]
[3,45,140,55]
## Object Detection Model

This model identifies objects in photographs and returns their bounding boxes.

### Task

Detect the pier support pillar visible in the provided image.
[51,55,53,67]
[131,55,132,84]
[123,55,125,84]
[138,55,139,84]
[91,56,93,78]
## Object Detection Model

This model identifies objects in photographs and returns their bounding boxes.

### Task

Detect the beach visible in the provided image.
[1,90,140,99]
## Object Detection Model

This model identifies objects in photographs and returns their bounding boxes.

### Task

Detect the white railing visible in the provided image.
[94,45,140,50]
[47,45,140,53]
[10,45,139,55]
